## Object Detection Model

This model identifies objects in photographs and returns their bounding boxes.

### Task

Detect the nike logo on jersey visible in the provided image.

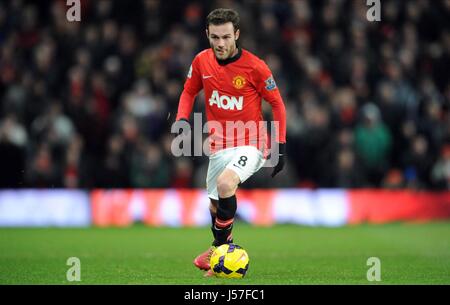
[202,75,213,79]
[209,90,243,111]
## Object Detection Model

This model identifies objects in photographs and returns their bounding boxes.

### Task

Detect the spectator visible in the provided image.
[354,103,392,185]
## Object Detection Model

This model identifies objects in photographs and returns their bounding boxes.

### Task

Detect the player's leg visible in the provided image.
[212,168,240,246]
[206,149,233,245]
[212,146,265,247]
[203,147,264,277]
[197,181,239,273]
[195,146,264,274]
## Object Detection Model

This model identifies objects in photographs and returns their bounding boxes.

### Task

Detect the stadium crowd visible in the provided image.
[0,0,449,189]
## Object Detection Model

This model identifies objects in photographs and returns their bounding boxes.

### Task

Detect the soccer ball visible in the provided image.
[210,243,249,278]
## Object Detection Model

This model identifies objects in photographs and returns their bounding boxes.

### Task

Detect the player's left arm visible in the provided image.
[252,61,287,177]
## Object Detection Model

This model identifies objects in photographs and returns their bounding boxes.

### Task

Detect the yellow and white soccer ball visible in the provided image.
[210,243,249,278]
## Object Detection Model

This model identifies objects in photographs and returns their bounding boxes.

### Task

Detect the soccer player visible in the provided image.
[175,8,286,276]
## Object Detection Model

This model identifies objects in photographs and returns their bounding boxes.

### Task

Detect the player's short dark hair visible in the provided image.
[206,8,240,32]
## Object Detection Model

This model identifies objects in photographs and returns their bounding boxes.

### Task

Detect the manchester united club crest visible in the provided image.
[232,75,246,89]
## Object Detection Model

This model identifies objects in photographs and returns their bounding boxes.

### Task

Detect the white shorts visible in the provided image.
[206,146,266,200]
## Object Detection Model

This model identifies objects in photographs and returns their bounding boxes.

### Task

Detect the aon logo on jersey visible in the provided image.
[209,90,243,111]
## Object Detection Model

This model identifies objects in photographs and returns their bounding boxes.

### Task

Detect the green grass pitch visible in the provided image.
[0,223,449,284]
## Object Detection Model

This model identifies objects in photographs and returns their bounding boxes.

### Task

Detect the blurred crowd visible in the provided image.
[0,0,449,190]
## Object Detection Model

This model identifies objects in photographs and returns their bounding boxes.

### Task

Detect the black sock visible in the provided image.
[212,195,237,246]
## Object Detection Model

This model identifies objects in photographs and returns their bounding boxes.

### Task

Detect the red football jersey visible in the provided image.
[176,48,286,155]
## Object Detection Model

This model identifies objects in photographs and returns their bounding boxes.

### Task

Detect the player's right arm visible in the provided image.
[176,55,203,121]
[251,59,287,178]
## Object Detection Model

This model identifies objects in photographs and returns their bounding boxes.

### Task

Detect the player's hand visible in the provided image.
[271,143,286,178]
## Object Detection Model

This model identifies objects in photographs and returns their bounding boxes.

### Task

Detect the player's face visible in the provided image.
[206,22,240,60]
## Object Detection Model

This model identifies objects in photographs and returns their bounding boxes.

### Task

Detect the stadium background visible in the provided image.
[0,0,449,284]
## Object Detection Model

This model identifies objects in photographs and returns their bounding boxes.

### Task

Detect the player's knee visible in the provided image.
[216,178,237,198]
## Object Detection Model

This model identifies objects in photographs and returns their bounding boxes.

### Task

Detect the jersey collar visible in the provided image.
[216,47,242,66]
